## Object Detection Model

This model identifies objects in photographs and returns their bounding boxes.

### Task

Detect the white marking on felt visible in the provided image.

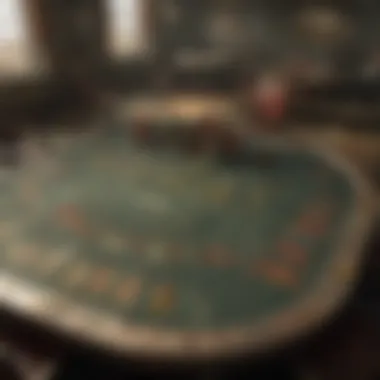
[147,243,167,264]
[138,192,173,213]
[102,233,125,253]
[0,221,17,240]
[7,242,35,264]
[43,246,75,273]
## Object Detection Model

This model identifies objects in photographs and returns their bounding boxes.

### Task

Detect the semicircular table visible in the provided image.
[0,125,375,361]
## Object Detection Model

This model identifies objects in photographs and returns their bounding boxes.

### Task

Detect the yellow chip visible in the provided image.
[150,284,176,314]
[115,276,142,305]
[213,180,235,205]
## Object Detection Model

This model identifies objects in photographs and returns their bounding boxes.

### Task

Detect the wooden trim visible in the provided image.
[22,0,46,53]
[21,0,58,72]
[143,0,155,50]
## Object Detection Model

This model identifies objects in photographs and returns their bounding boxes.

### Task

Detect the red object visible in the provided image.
[133,120,151,143]
[254,77,288,124]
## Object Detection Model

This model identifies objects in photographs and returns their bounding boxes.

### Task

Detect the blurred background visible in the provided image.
[1,1,379,379]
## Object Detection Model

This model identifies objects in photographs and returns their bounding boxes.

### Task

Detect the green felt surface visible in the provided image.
[1,130,356,330]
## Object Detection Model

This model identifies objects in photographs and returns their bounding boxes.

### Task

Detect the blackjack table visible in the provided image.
[1,113,375,361]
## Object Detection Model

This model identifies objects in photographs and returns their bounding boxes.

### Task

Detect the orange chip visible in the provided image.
[278,241,308,265]
[151,284,176,314]
[90,268,113,293]
[204,244,234,268]
[297,202,332,236]
[254,260,298,288]
[115,276,142,304]
[56,203,90,236]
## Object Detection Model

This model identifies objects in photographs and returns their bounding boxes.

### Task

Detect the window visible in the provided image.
[107,0,148,58]
[0,0,40,76]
